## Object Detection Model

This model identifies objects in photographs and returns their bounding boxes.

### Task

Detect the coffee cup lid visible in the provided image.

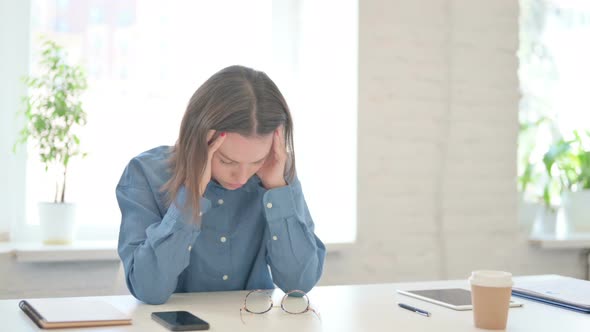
[469,270,513,287]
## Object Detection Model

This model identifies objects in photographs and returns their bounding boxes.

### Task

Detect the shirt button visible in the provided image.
[199,211,203,217]
[222,275,229,281]
[272,235,278,241]
[218,199,224,205]
[188,245,192,251]
[266,202,273,209]
[220,236,227,243]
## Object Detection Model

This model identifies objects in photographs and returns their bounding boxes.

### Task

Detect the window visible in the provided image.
[17,0,357,243]
[518,0,590,203]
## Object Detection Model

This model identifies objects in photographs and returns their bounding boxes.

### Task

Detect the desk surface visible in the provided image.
[2,276,588,332]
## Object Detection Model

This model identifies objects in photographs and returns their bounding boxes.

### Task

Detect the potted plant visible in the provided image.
[517,115,557,234]
[14,39,88,244]
[542,130,590,232]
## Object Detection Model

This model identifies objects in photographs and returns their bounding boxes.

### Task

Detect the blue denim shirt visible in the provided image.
[116,146,326,304]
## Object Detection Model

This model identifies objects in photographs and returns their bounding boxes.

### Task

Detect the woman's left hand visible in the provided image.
[257,126,288,189]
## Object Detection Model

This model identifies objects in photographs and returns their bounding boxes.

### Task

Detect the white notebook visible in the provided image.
[512,275,590,310]
[19,297,132,329]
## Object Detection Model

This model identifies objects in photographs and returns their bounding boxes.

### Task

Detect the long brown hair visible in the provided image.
[163,65,296,221]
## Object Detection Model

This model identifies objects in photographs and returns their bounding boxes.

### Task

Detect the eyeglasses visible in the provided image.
[239,289,320,323]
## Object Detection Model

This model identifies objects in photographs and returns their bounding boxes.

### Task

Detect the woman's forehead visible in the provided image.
[217,133,273,162]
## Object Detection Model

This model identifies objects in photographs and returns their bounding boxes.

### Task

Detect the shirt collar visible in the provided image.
[208,175,263,193]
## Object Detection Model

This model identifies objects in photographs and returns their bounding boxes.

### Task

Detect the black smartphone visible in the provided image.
[151,311,210,331]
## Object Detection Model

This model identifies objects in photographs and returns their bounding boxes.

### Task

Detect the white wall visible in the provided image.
[319,0,584,285]
[0,0,29,240]
[0,256,127,299]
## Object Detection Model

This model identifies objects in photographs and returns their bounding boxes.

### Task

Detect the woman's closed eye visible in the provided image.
[219,156,266,165]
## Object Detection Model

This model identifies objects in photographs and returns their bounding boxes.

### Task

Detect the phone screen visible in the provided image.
[152,311,209,331]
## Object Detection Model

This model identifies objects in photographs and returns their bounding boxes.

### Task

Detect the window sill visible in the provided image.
[0,241,353,263]
[0,241,119,263]
[529,232,590,249]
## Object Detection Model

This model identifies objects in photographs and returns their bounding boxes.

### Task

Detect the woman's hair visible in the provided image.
[163,65,295,220]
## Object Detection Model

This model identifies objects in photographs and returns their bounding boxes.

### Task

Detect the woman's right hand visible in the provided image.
[200,130,226,196]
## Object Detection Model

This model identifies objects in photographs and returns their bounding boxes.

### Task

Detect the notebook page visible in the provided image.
[26,298,131,323]
[513,275,590,307]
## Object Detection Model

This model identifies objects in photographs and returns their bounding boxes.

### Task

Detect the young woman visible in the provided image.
[116,65,326,304]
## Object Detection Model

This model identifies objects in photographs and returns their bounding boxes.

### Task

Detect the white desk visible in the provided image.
[2,276,588,332]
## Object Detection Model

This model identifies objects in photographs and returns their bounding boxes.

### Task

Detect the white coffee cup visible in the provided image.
[469,270,513,330]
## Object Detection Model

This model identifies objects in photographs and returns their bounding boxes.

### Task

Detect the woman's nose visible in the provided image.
[233,167,249,184]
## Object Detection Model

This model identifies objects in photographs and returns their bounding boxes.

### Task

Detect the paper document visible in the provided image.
[19,297,132,329]
[513,275,590,309]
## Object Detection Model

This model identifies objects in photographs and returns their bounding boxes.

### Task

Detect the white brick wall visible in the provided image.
[318,0,584,285]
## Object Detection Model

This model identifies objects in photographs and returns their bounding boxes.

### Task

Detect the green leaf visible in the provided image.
[543,140,570,174]
[543,185,552,208]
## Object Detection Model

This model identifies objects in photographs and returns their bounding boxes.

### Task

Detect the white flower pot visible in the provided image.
[562,190,590,233]
[518,193,540,234]
[531,207,557,235]
[38,202,77,244]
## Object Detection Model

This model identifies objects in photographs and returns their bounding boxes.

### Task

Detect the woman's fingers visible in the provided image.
[200,131,225,196]
[208,131,226,157]
[273,126,286,160]
[206,130,216,143]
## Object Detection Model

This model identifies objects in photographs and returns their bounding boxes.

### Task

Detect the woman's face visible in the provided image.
[211,132,273,190]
